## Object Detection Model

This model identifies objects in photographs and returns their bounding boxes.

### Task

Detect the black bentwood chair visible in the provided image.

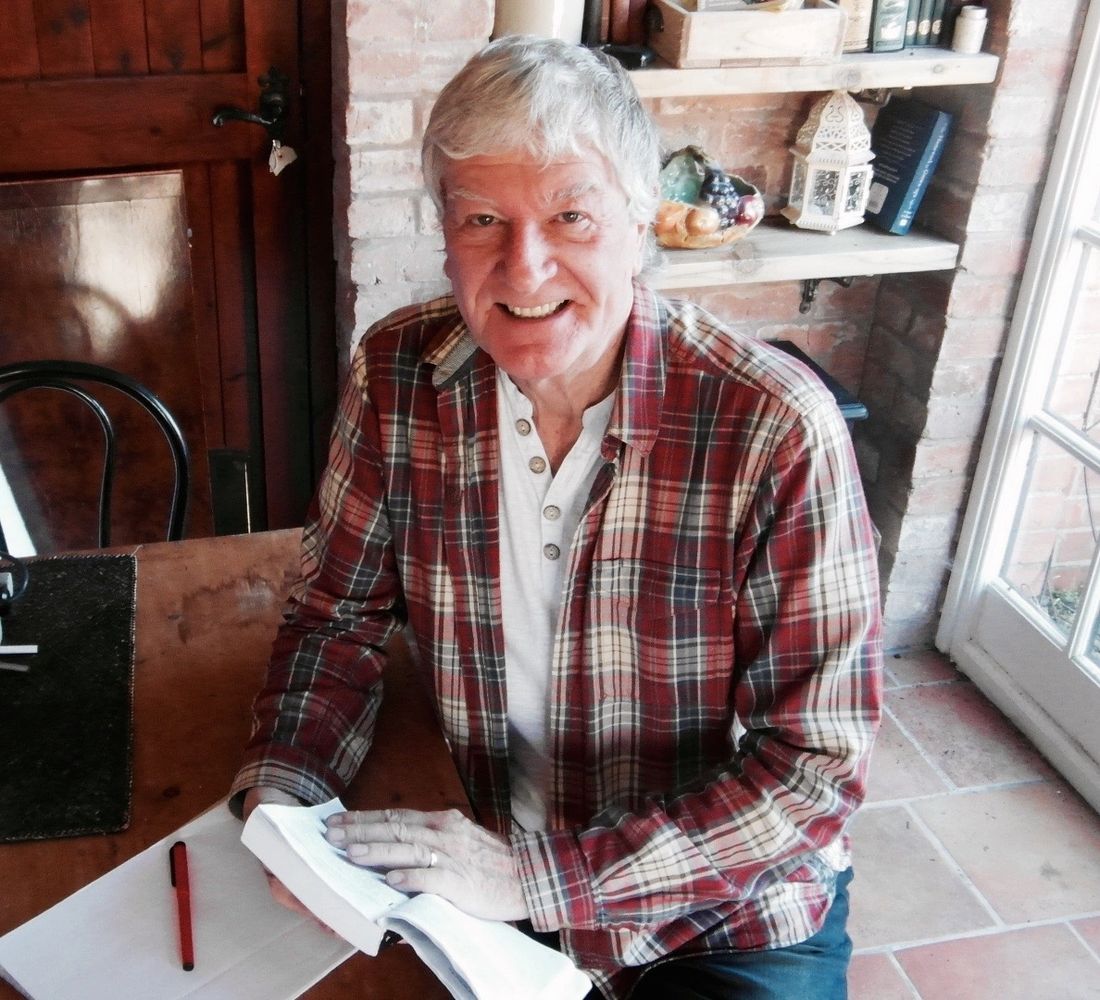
[0,360,190,553]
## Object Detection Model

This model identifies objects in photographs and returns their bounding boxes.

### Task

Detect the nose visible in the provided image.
[501,221,555,290]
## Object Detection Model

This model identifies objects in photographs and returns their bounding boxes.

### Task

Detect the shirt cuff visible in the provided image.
[228,745,346,818]
[511,828,601,933]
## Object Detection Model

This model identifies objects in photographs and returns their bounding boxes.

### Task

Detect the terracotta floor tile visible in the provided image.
[896,925,1100,1000]
[1075,916,1100,957]
[886,682,1055,788]
[848,953,917,999]
[847,806,994,949]
[884,650,961,688]
[914,782,1100,923]
[866,711,949,803]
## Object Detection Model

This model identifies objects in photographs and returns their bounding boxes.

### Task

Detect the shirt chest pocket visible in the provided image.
[584,558,733,704]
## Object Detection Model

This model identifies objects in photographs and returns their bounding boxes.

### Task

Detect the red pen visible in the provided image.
[169,840,195,971]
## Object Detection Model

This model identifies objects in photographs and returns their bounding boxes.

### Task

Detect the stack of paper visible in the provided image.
[0,804,353,1000]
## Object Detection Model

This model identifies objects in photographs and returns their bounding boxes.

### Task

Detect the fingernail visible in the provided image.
[326,828,346,845]
[386,872,406,887]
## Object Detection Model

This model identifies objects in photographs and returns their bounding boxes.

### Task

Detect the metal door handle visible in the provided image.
[212,67,290,141]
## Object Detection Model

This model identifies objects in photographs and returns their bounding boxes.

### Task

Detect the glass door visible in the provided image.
[938,2,1100,811]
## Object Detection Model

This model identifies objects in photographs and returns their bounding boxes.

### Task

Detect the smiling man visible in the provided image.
[231,36,882,1000]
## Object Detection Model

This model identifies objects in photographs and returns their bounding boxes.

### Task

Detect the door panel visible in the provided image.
[0,171,216,551]
[939,1,1100,811]
[0,0,335,548]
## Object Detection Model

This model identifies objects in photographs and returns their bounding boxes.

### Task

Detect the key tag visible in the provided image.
[269,139,298,176]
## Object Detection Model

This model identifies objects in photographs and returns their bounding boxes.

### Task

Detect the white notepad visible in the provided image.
[0,802,354,1000]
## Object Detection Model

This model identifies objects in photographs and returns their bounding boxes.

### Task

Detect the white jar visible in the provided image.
[492,0,586,44]
[951,5,988,54]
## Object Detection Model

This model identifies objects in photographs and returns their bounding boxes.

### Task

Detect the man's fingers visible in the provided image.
[325,813,449,852]
[345,840,439,871]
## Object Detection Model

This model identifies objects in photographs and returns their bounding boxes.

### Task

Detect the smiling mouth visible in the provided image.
[501,300,568,319]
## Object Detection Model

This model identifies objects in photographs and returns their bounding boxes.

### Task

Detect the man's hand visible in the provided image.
[324,807,530,922]
[242,786,319,922]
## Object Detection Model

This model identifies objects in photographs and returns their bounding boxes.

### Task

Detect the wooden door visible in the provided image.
[0,0,335,552]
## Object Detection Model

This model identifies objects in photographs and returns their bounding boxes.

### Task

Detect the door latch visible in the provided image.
[212,67,291,142]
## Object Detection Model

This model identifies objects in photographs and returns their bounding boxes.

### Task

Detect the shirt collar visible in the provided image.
[422,281,668,456]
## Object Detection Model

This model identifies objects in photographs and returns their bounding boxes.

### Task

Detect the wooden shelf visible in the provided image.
[630,48,998,99]
[648,220,959,289]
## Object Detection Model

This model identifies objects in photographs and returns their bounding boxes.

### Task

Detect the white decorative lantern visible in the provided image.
[781,90,874,234]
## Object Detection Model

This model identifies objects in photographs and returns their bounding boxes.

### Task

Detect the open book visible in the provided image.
[241,799,592,1000]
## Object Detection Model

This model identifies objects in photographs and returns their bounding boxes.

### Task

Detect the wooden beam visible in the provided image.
[0,74,257,172]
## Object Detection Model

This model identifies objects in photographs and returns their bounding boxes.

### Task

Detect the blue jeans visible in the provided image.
[627,867,854,1000]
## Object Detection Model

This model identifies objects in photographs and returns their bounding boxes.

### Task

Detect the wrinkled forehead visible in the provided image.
[439,147,624,204]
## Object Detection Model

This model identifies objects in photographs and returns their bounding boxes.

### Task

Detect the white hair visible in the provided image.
[422,36,660,227]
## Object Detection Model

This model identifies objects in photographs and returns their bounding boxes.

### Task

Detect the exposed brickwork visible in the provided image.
[335,0,492,357]
[861,0,1090,649]
[331,0,1089,652]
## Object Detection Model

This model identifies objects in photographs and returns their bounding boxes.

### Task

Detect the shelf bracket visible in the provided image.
[799,276,854,314]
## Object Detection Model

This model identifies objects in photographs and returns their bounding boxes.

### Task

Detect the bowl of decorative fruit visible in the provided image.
[654,146,765,250]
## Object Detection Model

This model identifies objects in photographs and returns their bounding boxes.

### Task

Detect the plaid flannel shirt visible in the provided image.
[231,283,883,998]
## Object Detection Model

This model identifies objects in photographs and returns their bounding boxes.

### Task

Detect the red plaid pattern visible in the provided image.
[232,284,883,998]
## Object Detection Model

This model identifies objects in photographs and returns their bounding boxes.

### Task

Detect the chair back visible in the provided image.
[0,360,190,552]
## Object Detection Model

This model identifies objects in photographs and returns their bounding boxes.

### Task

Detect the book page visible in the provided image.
[245,800,592,1000]
[384,894,593,1000]
[0,801,353,1000]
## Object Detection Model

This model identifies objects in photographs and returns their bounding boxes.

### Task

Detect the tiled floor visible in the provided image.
[848,649,1100,999]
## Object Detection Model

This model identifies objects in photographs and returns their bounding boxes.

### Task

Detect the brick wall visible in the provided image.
[332,0,1088,651]
[860,0,1089,649]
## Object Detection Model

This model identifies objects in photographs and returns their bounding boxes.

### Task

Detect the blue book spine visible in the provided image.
[865,101,954,236]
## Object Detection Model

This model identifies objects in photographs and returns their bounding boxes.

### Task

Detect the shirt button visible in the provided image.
[543,504,561,521]
[543,543,561,560]
[528,456,547,474]
[515,418,532,436]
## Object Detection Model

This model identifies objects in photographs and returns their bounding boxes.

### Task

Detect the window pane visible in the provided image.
[1046,244,1100,444]
[1002,433,1100,641]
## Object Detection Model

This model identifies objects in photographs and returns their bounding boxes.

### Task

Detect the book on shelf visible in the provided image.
[242,798,593,1000]
[870,0,909,52]
[905,0,921,45]
[939,0,969,45]
[865,98,954,236]
[837,0,875,52]
[915,0,934,43]
[929,0,948,43]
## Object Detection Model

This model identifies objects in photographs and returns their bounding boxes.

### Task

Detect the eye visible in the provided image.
[468,213,497,227]
[557,210,585,224]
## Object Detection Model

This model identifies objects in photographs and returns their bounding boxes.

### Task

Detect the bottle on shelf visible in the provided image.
[950,4,988,54]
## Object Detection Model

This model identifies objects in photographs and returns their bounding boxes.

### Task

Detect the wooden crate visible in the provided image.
[647,0,847,68]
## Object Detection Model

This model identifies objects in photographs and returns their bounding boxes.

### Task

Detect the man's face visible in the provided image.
[441,150,647,389]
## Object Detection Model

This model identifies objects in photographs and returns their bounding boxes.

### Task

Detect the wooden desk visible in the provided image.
[0,529,469,998]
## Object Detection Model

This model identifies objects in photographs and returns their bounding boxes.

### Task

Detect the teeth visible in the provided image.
[505,301,564,318]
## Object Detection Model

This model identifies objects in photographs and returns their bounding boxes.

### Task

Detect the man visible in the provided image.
[231,35,882,1000]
